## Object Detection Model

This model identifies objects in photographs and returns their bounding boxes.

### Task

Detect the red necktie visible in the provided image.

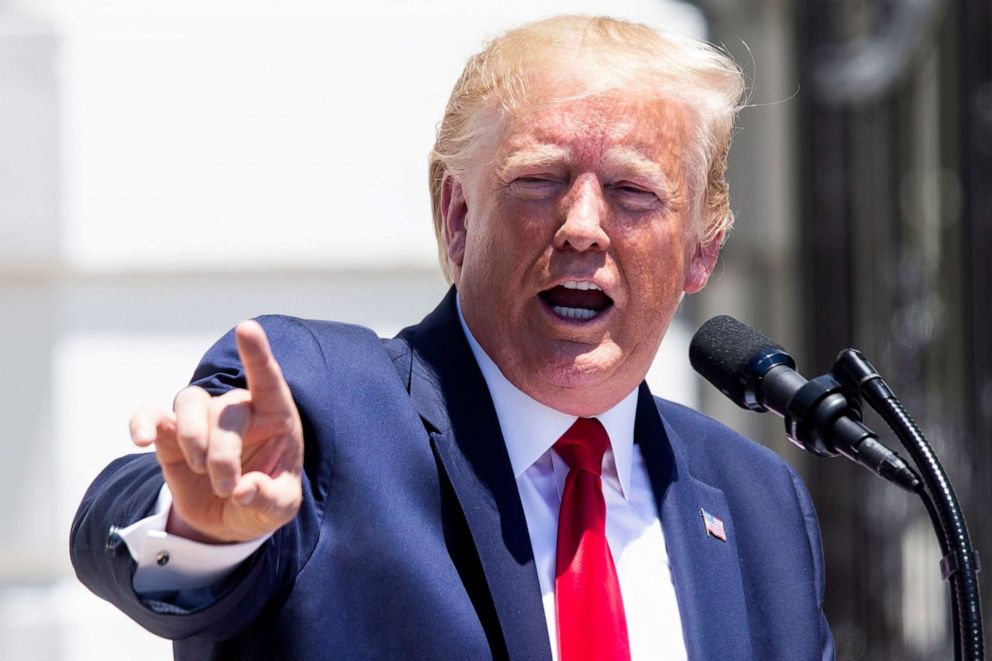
[554,418,631,661]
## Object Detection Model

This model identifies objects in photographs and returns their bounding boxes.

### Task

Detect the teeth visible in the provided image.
[552,305,599,320]
[562,281,602,291]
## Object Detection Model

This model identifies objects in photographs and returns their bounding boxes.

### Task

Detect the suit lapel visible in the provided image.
[398,291,751,659]
[635,385,752,660]
[401,289,553,661]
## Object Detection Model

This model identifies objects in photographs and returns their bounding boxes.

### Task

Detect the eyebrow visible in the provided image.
[497,144,572,178]
[601,146,675,192]
[495,143,679,195]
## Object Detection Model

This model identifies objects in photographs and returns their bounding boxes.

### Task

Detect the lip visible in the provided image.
[542,276,615,300]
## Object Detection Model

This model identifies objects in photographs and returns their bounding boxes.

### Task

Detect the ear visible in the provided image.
[441,174,469,268]
[683,230,723,294]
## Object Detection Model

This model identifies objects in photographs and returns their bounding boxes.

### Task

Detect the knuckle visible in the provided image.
[174,385,208,408]
[206,451,240,472]
[216,387,250,403]
[176,429,206,447]
[214,400,250,430]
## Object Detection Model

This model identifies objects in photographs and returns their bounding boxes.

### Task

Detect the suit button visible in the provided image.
[105,525,122,552]
[156,551,170,566]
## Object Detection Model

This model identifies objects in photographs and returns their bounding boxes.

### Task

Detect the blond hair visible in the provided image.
[428,15,746,282]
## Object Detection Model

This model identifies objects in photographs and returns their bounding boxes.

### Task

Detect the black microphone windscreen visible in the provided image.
[689,315,785,406]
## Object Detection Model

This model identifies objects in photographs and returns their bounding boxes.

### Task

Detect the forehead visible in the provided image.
[490,91,693,175]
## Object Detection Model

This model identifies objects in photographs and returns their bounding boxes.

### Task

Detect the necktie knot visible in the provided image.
[554,417,609,476]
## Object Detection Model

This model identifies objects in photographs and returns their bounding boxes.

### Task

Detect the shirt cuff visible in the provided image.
[118,484,272,593]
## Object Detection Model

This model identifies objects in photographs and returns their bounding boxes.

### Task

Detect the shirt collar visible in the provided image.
[456,295,638,500]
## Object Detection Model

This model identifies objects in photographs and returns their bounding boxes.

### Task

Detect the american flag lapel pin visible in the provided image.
[700,508,727,542]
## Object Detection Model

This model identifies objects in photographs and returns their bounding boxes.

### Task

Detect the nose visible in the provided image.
[553,174,610,253]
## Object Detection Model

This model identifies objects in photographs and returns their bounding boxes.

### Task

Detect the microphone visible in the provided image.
[689,315,920,492]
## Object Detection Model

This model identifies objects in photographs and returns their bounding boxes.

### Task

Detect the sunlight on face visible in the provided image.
[447,86,716,416]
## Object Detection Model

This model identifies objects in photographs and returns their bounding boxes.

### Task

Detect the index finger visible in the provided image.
[235,320,294,414]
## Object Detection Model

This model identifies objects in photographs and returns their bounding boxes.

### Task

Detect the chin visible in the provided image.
[537,343,624,389]
[532,368,628,417]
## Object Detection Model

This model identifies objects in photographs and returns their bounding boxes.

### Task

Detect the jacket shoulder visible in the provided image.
[190,314,410,394]
[650,395,817,516]
[652,397,833,659]
[653,396,793,472]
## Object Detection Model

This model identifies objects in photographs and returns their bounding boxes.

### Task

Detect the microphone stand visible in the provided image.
[831,349,984,661]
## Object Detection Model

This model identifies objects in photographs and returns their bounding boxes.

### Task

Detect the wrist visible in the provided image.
[165,507,229,545]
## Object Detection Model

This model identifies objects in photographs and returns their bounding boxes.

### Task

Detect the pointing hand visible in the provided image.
[129,321,303,543]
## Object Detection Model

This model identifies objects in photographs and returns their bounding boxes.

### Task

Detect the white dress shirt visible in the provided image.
[118,485,270,593]
[457,303,686,660]
[121,302,687,658]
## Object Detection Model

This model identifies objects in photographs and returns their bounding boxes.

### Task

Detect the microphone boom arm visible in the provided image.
[688,315,983,659]
[833,349,984,661]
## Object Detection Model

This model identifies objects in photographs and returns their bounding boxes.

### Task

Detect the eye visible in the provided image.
[608,182,663,211]
[508,175,566,200]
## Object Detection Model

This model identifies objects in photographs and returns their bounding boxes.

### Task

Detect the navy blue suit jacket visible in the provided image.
[71,289,833,659]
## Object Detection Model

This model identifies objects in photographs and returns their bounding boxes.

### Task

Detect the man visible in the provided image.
[71,15,833,660]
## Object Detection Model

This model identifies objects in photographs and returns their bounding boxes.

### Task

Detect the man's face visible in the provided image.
[443,87,719,416]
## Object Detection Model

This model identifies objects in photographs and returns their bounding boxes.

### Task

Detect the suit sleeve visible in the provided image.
[69,316,327,641]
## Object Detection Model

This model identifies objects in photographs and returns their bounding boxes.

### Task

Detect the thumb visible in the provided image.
[231,470,302,525]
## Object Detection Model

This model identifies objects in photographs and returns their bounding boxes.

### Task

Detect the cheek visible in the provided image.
[463,217,519,286]
[638,222,686,264]
[625,231,690,306]
[499,190,562,233]
[481,206,550,269]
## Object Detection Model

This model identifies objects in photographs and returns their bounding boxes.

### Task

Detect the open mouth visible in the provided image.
[538,281,614,321]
